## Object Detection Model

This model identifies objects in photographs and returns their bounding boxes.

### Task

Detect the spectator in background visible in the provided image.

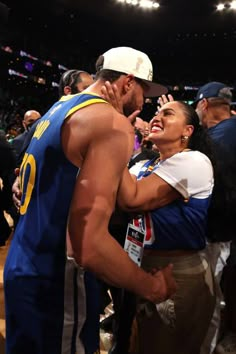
[134,117,148,136]
[0,130,16,246]
[11,110,41,161]
[5,123,21,143]
[128,127,158,169]
[58,69,94,97]
[193,81,236,354]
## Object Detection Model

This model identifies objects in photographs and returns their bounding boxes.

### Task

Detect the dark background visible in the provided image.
[0,0,236,120]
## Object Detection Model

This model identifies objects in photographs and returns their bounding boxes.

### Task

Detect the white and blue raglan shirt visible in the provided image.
[131,151,214,250]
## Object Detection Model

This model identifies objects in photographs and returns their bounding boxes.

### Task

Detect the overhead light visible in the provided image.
[230,0,236,9]
[116,0,160,9]
[139,0,154,8]
[216,3,225,10]
[143,0,159,8]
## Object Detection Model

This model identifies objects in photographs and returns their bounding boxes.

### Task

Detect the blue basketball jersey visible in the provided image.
[4,93,108,354]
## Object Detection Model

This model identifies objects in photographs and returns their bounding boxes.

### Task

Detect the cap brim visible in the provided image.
[142,79,168,98]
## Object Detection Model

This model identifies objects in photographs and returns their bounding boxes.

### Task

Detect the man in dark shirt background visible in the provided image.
[0,130,16,246]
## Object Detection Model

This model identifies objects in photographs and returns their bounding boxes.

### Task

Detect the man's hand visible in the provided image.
[12,168,21,211]
[149,264,177,303]
[101,81,140,124]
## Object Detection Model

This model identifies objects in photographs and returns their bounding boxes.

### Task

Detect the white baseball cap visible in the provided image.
[101,47,167,97]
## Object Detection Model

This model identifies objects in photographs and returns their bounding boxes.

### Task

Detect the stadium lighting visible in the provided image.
[216,3,225,10]
[139,0,153,8]
[153,2,160,8]
[230,0,236,9]
[116,0,160,9]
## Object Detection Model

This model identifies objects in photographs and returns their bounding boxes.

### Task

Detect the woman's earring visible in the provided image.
[181,136,189,142]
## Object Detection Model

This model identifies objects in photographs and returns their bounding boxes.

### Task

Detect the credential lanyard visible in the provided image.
[137,156,160,180]
[124,157,159,266]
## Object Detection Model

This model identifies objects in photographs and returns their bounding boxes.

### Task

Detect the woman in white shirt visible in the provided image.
[117,100,216,354]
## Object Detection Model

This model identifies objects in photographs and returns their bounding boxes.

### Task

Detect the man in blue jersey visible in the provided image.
[4,47,177,354]
[193,81,236,354]
[11,68,98,354]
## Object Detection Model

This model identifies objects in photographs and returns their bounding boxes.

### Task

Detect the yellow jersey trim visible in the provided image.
[65,98,108,118]
[59,91,104,102]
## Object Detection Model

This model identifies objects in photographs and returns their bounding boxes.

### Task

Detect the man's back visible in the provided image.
[207,116,236,241]
[5,92,110,277]
[4,92,109,354]
[208,116,236,153]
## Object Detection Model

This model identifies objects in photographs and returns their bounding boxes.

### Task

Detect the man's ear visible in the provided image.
[184,125,194,138]
[201,98,209,111]
[63,86,72,95]
[123,74,135,94]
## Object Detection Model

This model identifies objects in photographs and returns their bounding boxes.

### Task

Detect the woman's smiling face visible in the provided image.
[148,101,194,146]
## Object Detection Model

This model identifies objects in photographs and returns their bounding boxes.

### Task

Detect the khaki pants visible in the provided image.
[130,252,216,354]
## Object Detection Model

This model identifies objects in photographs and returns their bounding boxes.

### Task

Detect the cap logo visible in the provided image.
[101,47,167,96]
[199,93,203,99]
[134,57,143,73]
[148,69,153,81]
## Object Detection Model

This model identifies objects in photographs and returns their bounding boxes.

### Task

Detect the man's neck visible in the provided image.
[207,116,229,129]
[82,81,104,97]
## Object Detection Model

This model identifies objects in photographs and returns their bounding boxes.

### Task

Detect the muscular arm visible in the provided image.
[62,104,176,302]
[117,167,180,212]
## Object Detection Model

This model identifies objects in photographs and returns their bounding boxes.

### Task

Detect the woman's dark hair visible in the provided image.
[178,101,236,242]
[58,69,86,97]
[177,101,216,164]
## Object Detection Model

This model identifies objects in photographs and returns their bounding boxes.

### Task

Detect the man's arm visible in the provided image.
[62,104,176,303]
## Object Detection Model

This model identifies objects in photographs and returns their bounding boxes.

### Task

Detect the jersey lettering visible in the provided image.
[33,120,50,140]
[20,153,36,215]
